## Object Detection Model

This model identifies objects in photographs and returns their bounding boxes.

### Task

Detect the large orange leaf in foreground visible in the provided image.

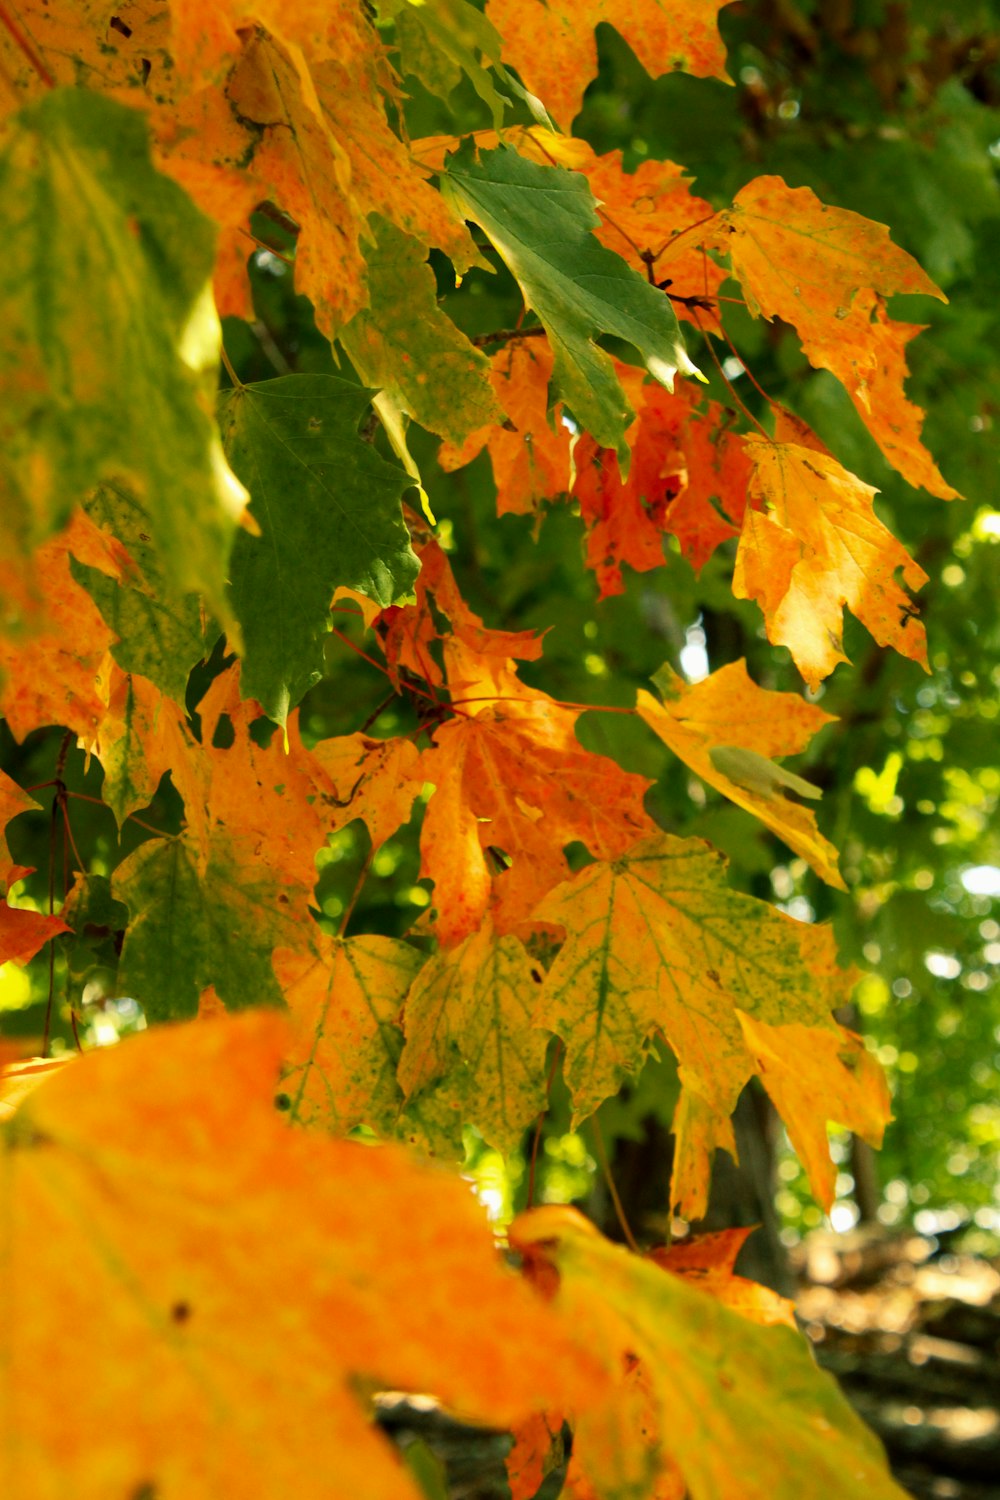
[0,1014,601,1500]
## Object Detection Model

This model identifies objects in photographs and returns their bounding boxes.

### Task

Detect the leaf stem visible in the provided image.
[338,844,374,937]
[219,344,242,388]
[693,312,770,440]
[591,1113,640,1253]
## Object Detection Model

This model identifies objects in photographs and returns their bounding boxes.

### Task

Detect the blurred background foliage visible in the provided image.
[3,0,1000,1258]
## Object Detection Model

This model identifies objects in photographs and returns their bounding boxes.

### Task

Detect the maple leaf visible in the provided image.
[572,377,749,594]
[72,480,211,704]
[0,774,39,887]
[669,1086,738,1220]
[486,0,731,129]
[90,668,174,829]
[734,414,929,688]
[0,1013,607,1500]
[647,1227,796,1328]
[191,664,330,893]
[0,90,248,631]
[705,175,959,498]
[342,215,503,446]
[442,143,701,468]
[420,696,655,944]
[737,1012,891,1211]
[224,27,479,340]
[511,131,726,329]
[0,899,70,968]
[386,0,510,127]
[0,515,116,743]
[275,931,424,1134]
[637,659,845,888]
[308,731,425,853]
[511,1206,912,1500]
[219,373,419,724]
[530,832,855,1131]
[114,830,305,1020]
[439,338,573,516]
[398,919,550,1154]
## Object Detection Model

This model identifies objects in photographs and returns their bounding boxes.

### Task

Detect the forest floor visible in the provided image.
[794,1226,1000,1500]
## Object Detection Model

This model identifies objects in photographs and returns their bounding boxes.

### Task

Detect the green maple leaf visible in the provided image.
[442,143,701,469]
[115,834,303,1021]
[220,375,420,726]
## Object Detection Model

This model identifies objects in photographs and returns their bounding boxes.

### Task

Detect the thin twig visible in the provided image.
[358,692,397,734]
[693,312,770,439]
[472,325,547,349]
[591,1114,640,1253]
[338,845,374,937]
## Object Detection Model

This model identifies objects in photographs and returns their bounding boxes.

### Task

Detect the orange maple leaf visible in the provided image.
[637,659,844,887]
[734,414,929,688]
[648,1227,797,1328]
[0,1013,609,1499]
[439,338,573,516]
[705,175,958,498]
[486,0,731,128]
[737,1012,892,1211]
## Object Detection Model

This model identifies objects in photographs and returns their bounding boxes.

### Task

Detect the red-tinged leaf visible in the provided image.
[0,1013,609,1500]
[572,379,748,595]
[734,415,929,688]
[486,0,731,128]
[398,920,549,1154]
[737,1012,892,1211]
[637,660,844,888]
[511,1206,912,1500]
[378,538,545,695]
[0,901,70,967]
[0,773,40,887]
[648,1229,797,1328]
[420,702,654,944]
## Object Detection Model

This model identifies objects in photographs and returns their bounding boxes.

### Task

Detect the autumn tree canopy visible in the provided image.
[1,0,995,1496]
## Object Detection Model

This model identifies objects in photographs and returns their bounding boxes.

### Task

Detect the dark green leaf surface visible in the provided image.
[220,375,419,725]
[442,144,700,467]
[115,835,301,1021]
[72,483,209,705]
